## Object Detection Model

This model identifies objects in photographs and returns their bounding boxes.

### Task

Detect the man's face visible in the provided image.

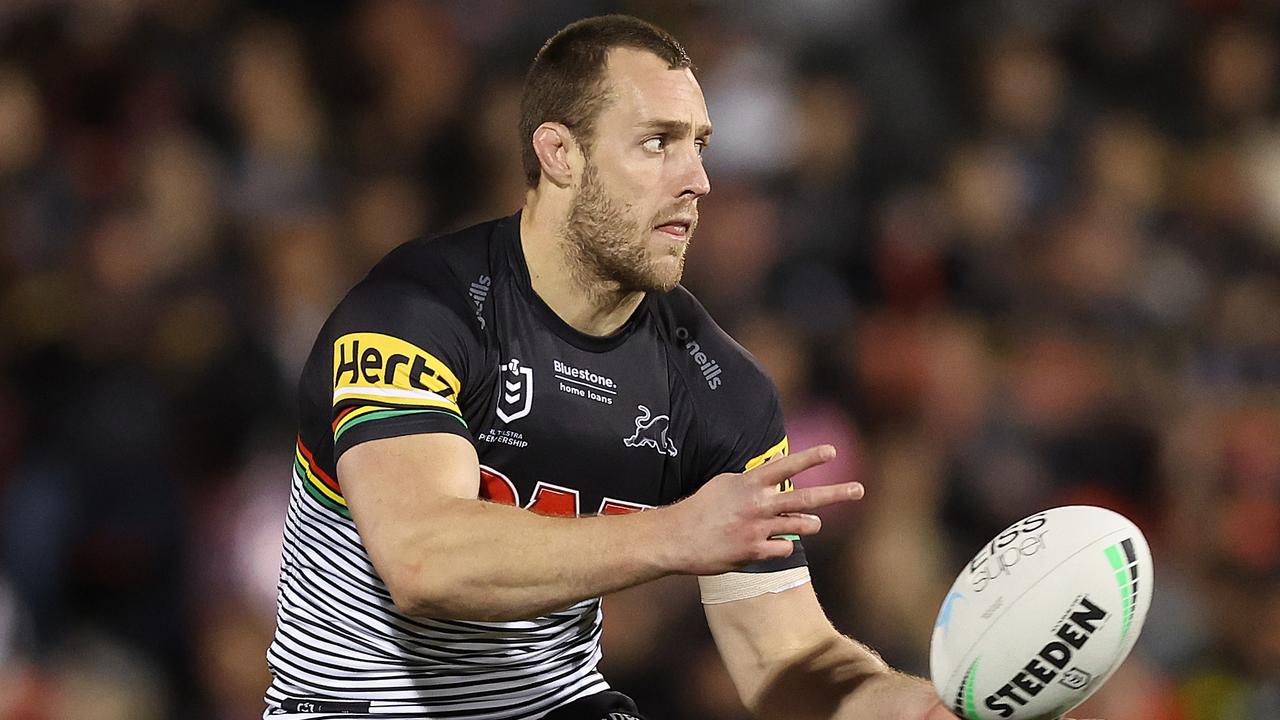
[563,47,712,294]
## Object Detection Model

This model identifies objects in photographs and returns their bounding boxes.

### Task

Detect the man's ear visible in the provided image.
[531,122,579,188]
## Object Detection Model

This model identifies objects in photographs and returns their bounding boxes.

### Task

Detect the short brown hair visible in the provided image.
[519,15,693,188]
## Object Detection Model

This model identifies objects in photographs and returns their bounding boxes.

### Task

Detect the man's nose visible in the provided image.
[678,149,711,199]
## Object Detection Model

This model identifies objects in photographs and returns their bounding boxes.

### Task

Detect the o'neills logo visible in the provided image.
[469,274,491,329]
[981,595,1109,718]
[674,326,722,390]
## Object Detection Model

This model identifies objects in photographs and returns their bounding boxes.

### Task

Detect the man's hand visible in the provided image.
[662,445,861,575]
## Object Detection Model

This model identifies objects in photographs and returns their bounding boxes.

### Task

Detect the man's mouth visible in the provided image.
[654,219,692,239]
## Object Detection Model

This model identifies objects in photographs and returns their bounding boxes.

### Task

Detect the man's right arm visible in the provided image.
[338,434,859,621]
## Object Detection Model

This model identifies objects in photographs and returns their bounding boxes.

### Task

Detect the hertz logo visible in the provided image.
[333,333,461,399]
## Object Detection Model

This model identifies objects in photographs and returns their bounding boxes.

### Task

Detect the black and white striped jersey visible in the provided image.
[265,212,804,718]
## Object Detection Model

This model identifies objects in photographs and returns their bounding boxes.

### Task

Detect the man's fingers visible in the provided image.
[924,703,961,720]
[748,445,836,487]
[767,512,822,537]
[756,537,797,560]
[767,481,864,514]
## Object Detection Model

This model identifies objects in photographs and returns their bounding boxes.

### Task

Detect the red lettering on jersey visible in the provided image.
[479,469,648,518]
[479,465,517,505]
[599,498,651,515]
[526,482,579,517]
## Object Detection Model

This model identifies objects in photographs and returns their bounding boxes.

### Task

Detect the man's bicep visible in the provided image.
[338,433,482,505]
[338,434,480,574]
[336,433,484,614]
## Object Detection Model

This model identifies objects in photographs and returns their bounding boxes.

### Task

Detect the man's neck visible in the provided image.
[519,194,646,338]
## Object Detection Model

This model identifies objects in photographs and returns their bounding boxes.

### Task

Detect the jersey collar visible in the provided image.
[500,211,654,353]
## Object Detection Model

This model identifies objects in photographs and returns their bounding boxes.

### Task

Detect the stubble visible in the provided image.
[562,161,690,296]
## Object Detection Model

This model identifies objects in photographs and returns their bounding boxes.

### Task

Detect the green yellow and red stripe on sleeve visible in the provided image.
[295,438,351,519]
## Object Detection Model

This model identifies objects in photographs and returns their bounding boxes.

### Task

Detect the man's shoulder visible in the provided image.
[653,287,787,480]
[329,215,512,340]
[365,214,510,291]
[652,286,775,398]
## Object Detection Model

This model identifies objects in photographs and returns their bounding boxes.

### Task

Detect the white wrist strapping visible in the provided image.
[697,566,811,604]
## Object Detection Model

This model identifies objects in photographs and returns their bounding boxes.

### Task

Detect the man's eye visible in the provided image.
[695,141,707,157]
[642,137,665,152]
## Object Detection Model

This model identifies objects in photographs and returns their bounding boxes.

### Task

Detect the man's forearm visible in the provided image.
[340,435,850,622]
[750,636,949,720]
[373,497,679,621]
[705,586,952,720]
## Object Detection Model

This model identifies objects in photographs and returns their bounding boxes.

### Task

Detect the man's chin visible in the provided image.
[648,257,685,293]
[623,264,682,294]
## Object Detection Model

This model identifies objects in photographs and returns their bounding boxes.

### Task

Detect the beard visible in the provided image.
[562,160,696,295]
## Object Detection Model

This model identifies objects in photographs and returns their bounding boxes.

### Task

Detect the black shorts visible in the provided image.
[543,691,646,720]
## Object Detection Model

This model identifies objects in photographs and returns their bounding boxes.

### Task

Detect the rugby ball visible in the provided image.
[930,506,1153,720]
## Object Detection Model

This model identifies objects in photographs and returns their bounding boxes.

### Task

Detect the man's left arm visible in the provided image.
[704,580,958,720]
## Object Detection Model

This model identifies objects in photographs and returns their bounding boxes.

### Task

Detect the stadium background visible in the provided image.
[1,0,1278,718]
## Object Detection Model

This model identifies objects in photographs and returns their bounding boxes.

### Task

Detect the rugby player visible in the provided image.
[265,14,1076,720]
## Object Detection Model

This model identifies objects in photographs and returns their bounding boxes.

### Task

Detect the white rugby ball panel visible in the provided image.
[930,506,1153,720]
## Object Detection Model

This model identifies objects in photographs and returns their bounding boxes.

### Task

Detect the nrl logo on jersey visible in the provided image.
[496,358,533,423]
[623,405,678,457]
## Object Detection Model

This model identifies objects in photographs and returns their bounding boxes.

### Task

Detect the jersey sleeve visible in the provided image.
[695,366,807,574]
[702,389,790,480]
[327,280,478,459]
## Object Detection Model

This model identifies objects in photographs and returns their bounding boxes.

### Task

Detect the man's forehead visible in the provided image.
[602,47,708,122]
[604,46,690,76]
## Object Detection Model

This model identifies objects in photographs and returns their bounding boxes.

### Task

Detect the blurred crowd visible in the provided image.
[1,0,1279,718]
